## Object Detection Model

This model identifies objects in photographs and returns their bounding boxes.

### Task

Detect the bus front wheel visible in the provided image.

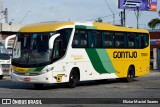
[68,70,79,88]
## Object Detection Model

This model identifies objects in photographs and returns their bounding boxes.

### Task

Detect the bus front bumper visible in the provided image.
[11,71,53,84]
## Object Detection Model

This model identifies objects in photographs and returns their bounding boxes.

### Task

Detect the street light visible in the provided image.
[19,11,31,24]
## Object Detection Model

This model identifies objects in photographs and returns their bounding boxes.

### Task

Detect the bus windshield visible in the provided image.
[12,28,72,67]
[12,32,53,67]
[0,42,10,60]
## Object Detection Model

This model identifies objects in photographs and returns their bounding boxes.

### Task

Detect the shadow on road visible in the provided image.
[0,77,138,90]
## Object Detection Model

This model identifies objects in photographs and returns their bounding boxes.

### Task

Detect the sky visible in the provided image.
[2,0,160,29]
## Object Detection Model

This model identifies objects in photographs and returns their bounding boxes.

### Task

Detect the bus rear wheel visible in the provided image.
[125,67,135,82]
[0,75,3,80]
[68,70,79,88]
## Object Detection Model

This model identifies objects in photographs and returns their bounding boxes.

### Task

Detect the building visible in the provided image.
[0,23,23,44]
[150,30,160,70]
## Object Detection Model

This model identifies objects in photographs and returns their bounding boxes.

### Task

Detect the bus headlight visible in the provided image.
[41,67,54,74]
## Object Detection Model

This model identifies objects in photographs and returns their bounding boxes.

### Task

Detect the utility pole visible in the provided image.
[0,0,8,23]
[120,9,126,27]
[137,9,140,29]
[123,9,126,27]
[134,6,140,29]
[3,8,8,23]
[120,11,123,26]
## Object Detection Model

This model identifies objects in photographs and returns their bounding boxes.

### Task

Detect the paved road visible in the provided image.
[0,70,160,107]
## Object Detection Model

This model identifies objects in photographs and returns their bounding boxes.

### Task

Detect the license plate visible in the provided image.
[23,77,30,81]
[2,64,10,72]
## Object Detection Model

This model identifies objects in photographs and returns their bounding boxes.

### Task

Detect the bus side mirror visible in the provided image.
[5,35,16,49]
[49,34,60,49]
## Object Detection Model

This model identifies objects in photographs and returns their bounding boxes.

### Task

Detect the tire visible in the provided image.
[125,67,135,83]
[68,70,79,88]
[33,84,44,89]
[0,75,3,80]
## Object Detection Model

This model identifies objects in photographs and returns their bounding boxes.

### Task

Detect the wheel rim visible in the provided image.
[128,69,133,81]
[70,72,77,85]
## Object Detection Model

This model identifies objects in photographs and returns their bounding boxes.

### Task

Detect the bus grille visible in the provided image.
[14,72,40,76]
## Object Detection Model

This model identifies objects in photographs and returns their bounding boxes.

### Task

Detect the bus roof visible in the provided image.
[19,21,149,33]
[19,22,75,32]
[93,22,149,33]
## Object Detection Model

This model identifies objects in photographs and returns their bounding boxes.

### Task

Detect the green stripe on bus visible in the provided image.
[96,49,116,73]
[75,25,97,30]
[85,49,109,74]
[85,49,116,74]
[35,66,45,71]
[26,66,45,73]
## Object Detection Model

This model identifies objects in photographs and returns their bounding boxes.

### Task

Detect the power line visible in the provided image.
[86,12,119,21]
[107,19,121,24]
[104,0,114,14]
[104,0,115,25]
[19,11,31,24]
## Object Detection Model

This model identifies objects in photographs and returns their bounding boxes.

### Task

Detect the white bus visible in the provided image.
[11,22,150,88]
[0,41,11,79]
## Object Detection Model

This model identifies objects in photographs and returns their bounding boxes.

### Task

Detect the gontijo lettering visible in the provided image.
[113,51,137,58]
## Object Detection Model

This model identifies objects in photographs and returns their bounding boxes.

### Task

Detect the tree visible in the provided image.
[148,10,160,29]
[95,18,103,23]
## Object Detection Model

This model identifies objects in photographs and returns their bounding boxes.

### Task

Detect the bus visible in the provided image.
[0,41,11,79]
[11,22,150,88]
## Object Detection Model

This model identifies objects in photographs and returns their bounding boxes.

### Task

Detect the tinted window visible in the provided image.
[127,33,135,48]
[72,30,87,48]
[139,34,149,48]
[72,29,149,49]
[102,32,113,48]
[114,32,125,48]
[89,31,101,48]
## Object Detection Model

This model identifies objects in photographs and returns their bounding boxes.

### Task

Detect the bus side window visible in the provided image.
[135,34,140,48]
[114,32,125,48]
[88,31,102,48]
[79,31,87,48]
[127,33,135,48]
[72,30,79,48]
[144,34,149,47]
[102,31,113,48]
[53,37,62,59]
[96,31,102,48]
[140,34,149,48]
[72,29,87,48]
[91,31,101,48]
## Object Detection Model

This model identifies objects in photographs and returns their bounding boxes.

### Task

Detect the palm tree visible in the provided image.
[148,10,160,29]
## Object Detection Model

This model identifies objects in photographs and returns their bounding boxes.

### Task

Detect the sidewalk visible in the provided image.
[150,70,160,72]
